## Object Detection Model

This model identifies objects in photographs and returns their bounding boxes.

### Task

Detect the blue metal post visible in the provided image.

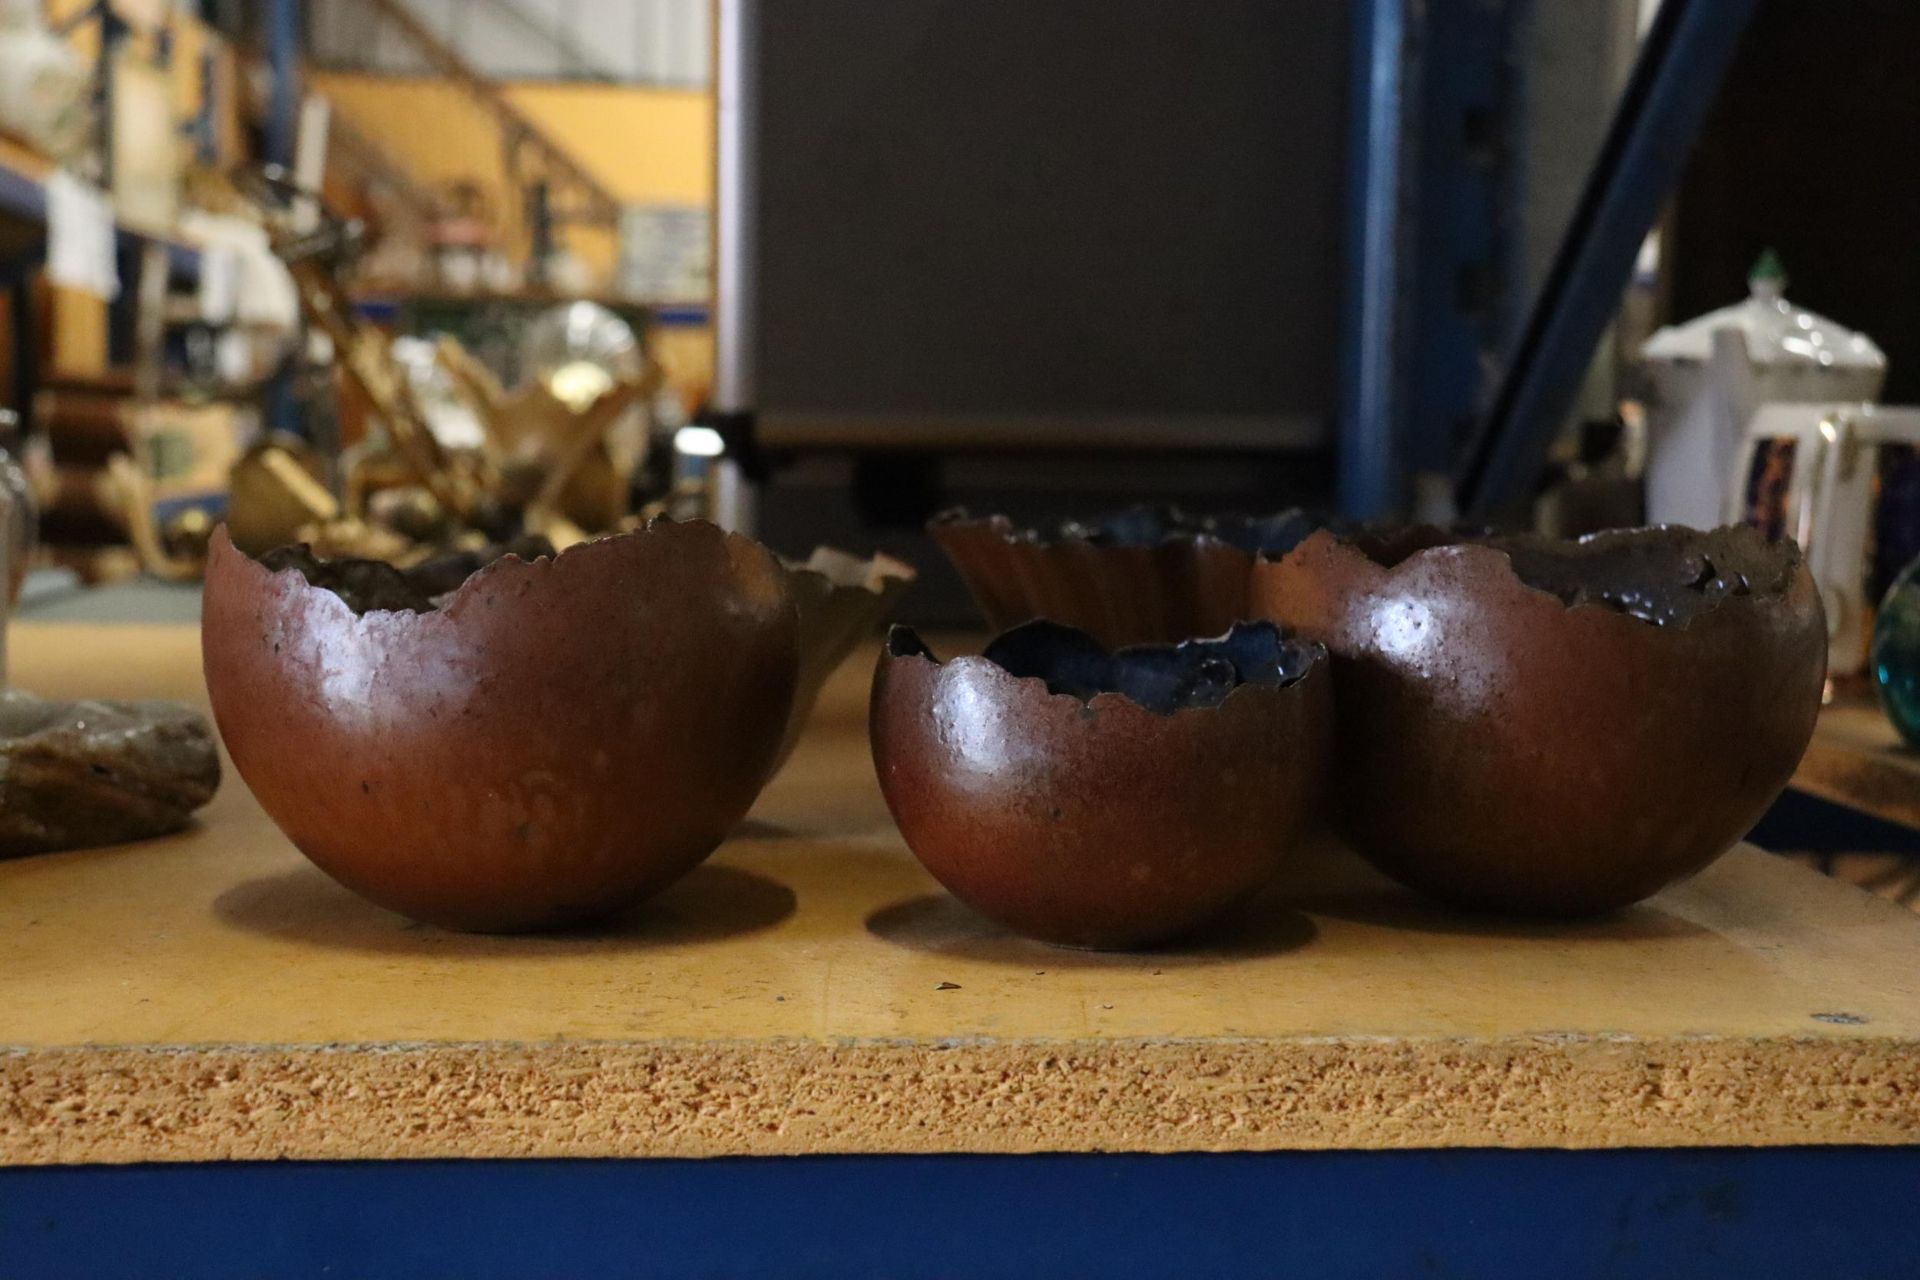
[1405,0,1521,484]
[95,3,128,193]
[193,47,220,166]
[264,0,300,169]
[1338,0,1409,520]
[263,0,304,436]
[1454,0,1760,518]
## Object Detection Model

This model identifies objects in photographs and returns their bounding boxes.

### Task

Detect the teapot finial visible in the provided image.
[1749,248,1787,297]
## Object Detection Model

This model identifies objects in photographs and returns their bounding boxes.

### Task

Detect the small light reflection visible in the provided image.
[1373,598,1436,665]
[938,680,1016,775]
[546,360,614,410]
[674,426,726,458]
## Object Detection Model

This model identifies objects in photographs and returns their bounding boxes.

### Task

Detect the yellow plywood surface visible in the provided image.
[1794,690,1920,831]
[1,623,1918,1164]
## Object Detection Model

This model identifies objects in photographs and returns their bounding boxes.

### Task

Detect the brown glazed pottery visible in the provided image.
[929,507,1318,648]
[774,546,916,769]
[871,620,1330,949]
[201,519,797,932]
[1251,524,1827,916]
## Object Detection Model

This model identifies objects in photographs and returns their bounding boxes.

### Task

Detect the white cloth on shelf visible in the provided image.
[43,170,119,301]
[176,210,299,332]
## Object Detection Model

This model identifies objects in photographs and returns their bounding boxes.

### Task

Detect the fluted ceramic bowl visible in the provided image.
[929,506,1319,648]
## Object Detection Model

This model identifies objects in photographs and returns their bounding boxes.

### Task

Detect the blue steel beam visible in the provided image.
[1405,0,1521,484]
[3,1148,1919,1278]
[1455,0,1759,518]
[0,161,46,225]
[264,0,300,168]
[1337,0,1410,519]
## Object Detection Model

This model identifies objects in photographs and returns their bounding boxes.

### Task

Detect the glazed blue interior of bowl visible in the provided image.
[1492,526,1795,627]
[1352,523,1799,628]
[891,620,1320,714]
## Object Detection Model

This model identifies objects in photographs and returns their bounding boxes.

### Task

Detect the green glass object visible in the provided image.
[1873,555,1920,747]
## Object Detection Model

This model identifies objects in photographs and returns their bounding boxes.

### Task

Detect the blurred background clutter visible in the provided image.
[4,0,1917,627]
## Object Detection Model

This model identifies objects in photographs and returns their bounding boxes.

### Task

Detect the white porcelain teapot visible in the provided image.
[1639,253,1885,531]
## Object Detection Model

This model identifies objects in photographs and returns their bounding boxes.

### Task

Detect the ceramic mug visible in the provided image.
[1728,402,1920,676]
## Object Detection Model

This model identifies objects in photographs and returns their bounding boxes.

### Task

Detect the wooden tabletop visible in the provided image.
[2,622,1918,1165]
[1793,687,1920,831]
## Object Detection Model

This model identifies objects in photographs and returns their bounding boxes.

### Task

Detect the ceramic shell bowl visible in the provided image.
[201,519,798,932]
[1251,524,1826,916]
[871,620,1330,949]
[775,546,916,769]
[929,507,1318,649]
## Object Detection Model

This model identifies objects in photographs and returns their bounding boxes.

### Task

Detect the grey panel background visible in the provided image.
[752,1,1351,442]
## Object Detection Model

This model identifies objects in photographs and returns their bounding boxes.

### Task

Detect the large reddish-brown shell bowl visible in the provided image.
[201,520,798,932]
[1251,524,1826,916]
[871,620,1330,949]
[929,507,1317,649]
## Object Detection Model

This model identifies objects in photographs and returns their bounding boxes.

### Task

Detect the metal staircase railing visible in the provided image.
[458,0,623,82]
[324,112,439,224]
[352,0,622,230]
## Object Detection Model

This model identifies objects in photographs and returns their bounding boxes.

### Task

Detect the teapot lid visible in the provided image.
[1639,251,1885,369]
